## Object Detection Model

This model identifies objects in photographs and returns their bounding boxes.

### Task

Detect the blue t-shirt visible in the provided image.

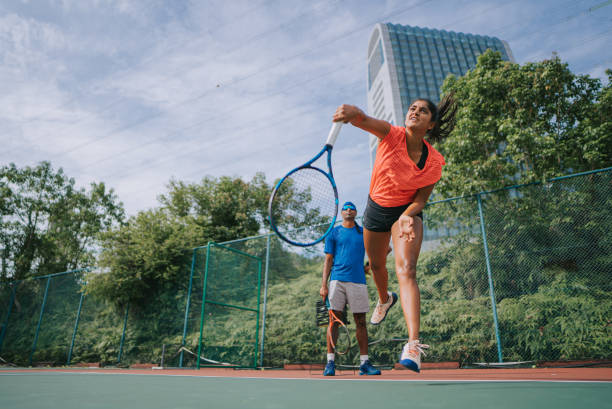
[324,225,366,284]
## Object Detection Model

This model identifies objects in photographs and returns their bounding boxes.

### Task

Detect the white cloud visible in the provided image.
[1,0,609,218]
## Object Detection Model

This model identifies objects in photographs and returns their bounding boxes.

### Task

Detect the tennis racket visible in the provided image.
[316,298,329,327]
[327,308,351,356]
[268,122,342,246]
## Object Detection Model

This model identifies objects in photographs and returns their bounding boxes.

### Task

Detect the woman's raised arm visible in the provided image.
[333,104,391,140]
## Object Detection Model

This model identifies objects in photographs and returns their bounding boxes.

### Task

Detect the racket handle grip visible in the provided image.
[325,122,342,146]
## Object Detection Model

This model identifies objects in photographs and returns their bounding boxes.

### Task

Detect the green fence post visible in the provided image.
[196,243,211,369]
[477,193,503,363]
[29,277,51,366]
[117,303,130,364]
[258,234,271,367]
[67,292,85,366]
[179,249,197,368]
[0,284,17,354]
[254,257,262,368]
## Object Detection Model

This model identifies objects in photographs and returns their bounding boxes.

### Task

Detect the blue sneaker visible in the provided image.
[370,291,398,325]
[323,360,335,376]
[359,360,381,375]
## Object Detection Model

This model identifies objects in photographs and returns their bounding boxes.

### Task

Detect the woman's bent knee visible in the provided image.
[396,263,417,280]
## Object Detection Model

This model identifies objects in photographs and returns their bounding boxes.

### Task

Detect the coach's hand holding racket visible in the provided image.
[319,284,329,300]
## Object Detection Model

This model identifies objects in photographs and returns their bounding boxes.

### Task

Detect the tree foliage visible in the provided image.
[90,209,203,307]
[0,162,124,281]
[159,172,271,243]
[89,173,275,306]
[436,50,611,198]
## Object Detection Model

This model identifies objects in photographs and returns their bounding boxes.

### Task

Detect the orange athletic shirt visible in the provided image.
[369,125,446,207]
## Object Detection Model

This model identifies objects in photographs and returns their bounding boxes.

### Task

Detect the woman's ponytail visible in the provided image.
[420,91,458,143]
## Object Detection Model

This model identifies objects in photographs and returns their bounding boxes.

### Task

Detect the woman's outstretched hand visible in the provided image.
[333,104,365,124]
[398,214,416,241]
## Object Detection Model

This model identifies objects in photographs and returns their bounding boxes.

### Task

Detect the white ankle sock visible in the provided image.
[327,353,335,362]
[360,355,369,365]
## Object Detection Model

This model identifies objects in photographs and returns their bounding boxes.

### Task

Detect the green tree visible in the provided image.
[423,53,611,303]
[159,172,271,242]
[90,208,204,307]
[89,173,275,306]
[0,162,124,281]
[436,50,610,198]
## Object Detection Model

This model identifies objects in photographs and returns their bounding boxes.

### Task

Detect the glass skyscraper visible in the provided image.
[366,23,514,167]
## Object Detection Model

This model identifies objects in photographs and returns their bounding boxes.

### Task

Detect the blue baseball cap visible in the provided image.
[342,201,357,211]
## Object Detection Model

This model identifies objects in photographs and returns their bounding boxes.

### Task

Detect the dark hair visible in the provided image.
[414,91,457,143]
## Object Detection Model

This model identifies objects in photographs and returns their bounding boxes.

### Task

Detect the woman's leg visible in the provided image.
[390,216,424,340]
[363,228,392,303]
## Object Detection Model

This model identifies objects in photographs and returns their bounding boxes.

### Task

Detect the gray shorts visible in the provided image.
[328,280,370,314]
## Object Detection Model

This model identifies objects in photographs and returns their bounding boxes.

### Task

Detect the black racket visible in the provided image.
[268,122,342,246]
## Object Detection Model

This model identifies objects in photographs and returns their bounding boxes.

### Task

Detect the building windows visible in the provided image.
[368,39,385,90]
[367,23,512,171]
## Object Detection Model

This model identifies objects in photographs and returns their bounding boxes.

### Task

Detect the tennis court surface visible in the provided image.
[1,367,610,409]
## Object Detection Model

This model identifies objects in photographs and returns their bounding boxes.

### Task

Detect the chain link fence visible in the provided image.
[0,269,128,366]
[0,168,610,367]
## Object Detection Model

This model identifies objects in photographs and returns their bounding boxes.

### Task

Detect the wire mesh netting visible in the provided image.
[0,278,47,365]
[29,273,82,365]
[0,168,609,368]
[0,270,129,366]
[416,195,499,364]
[118,250,195,367]
[68,294,124,365]
[0,283,15,360]
[482,171,612,362]
[196,243,261,368]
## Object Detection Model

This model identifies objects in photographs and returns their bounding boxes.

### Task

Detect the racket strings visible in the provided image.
[270,167,336,244]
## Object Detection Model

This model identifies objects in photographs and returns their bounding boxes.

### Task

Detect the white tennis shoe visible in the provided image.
[399,339,429,373]
[369,291,398,325]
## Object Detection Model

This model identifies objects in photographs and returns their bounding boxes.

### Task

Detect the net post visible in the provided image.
[29,277,51,366]
[477,193,503,363]
[179,249,197,368]
[196,242,211,369]
[67,292,85,366]
[117,303,130,364]
[258,234,271,367]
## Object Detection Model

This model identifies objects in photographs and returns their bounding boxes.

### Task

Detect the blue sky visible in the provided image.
[1,0,610,216]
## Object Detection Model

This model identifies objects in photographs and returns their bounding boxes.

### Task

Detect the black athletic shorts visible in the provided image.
[362,196,423,233]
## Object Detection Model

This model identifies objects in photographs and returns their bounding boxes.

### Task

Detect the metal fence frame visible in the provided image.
[0,166,609,366]
[195,242,262,369]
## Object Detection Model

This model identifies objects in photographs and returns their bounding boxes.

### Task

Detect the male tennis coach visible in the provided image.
[319,201,380,376]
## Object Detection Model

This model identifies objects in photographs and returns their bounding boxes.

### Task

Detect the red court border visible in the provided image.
[2,367,611,382]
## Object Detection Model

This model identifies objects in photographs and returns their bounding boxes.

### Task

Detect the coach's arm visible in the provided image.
[319,253,334,300]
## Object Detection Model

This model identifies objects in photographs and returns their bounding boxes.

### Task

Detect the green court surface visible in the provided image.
[2,372,611,409]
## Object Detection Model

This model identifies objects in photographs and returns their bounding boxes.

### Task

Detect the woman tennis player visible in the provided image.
[332,93,457,372]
